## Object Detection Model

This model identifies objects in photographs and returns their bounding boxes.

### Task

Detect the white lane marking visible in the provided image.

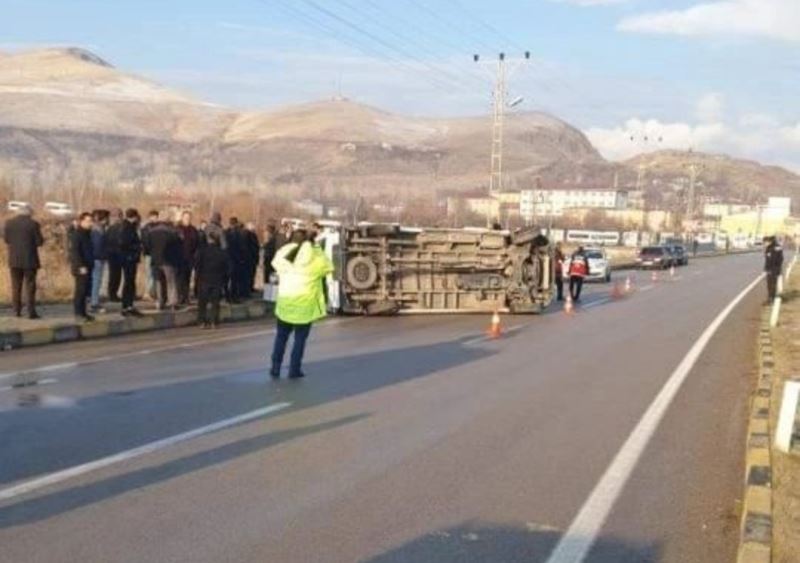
[544,273,764,563]
[0,317,357,382]
[0,402,292,502]
[639,285,655,292]
[0,377,60,395]
[582,298,611,310]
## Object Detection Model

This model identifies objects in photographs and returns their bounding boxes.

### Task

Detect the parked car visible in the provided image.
[636,246,671,270]
[666,244,689,266]
[562,247,612,282]
[6,200,31,213]
[43,201,74,217]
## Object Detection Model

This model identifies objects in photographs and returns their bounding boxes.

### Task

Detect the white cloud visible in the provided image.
[586,114,800,172]
[695,92,725,123]
[618,0,800,42]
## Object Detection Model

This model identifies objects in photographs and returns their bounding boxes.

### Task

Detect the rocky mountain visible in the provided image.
[0,47,797,208]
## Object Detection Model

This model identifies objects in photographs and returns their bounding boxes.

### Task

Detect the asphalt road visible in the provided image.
[0,254,765,563]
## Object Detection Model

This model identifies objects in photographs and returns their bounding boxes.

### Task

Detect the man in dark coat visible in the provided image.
[262,224,278,285]
[3,204,44,318]
[225,217,246,303]
[140,210,159,300]
[176,210,200,305]
[195,231,230,328]
[244,222,260,295]
[119,208,143,317]
[69,212,95,322]
[148,216,182,310]
[764,236,784,303]
[104,209,124,302]
[89,209,110,314]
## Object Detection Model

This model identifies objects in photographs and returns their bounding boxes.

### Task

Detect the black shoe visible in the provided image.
[80,314,96,323]
[129,308,144,317]
[288,372,305,380]
[28,312,41,320]
[201,322,211,330]
[269,367,281,379]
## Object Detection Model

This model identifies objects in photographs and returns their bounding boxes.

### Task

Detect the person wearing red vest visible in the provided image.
[568,246,591,302]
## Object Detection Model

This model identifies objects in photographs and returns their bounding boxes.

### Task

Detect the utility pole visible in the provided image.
[685,160,704,220]
[474,51,530,226]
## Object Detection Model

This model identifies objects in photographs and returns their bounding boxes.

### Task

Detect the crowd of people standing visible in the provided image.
[2,204,283,327]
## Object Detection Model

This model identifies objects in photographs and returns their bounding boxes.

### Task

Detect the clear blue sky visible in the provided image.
[2,0,799,169]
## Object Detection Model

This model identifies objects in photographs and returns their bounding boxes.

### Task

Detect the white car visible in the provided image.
[44,201,74,217]
[6,200,31,213]
[563,247,612,283]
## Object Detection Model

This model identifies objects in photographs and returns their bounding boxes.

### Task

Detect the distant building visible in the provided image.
[294,199,324,217]
[520,189,628,221]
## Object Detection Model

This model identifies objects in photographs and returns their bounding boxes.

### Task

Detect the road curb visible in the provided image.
[737,319,774,563]
[0,301,270,351]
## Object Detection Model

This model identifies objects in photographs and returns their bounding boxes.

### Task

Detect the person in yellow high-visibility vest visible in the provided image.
[270,230,334,379]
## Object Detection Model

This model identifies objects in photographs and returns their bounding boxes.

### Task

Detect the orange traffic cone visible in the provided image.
[651,270,659,283]
[669,265,676,278]
[624,275,633,293]
[564,293,575,315]
[487,310,502,339]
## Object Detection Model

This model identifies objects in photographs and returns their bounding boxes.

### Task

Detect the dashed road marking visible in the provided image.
[544,273,765,563]
[0,402,292,502]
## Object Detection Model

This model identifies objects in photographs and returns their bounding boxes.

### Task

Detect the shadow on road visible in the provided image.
[0,336,495,486]
[0,413,368,529]
[364,521,661,563]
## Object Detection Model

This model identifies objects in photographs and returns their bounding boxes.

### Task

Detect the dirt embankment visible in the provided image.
[771,272,800,563]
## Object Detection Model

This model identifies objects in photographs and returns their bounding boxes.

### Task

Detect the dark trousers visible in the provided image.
[10,268,37,316]
[107,255,122,300]
[766,272,779,300]
[555,275,564,301]
[178,265,193,304]
[271,320,312,376]
[121,262,138,309]
[197,285,222,325]
[73,273,91,317]
[569,275,584,301]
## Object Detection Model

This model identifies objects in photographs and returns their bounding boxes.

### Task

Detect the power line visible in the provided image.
[327,0,488,91]
[266,0,462,94]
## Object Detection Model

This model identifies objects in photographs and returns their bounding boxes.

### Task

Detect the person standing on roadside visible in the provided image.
[554,242,565,302]
[764,236,784,303]
[244,222,260,295]
[89,209,110,314]
[204,212,227,250]
[176,210,199,305]
[69,212,95,322]
[105,208,124,302]
[148,213,182,311]
[262,224,278,286]
[225,217,246,303]
[568,246,590,302]
[270,229,334,379]
[2,203,43,319]
[119,208,143,317]
[195,231,229,329]
[140,210,159,300]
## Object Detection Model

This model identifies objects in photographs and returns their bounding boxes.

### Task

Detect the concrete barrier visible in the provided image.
[0,300,272,351]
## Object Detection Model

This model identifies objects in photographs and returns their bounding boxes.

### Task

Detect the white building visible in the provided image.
[520,189,628,221]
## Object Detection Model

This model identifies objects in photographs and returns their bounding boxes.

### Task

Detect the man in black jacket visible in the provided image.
[70,212,95,322]
[262,224,277,285]
[148,216,181,310]
[195,231,230,328]
[3,204,44,319]
[244,222,260,295]
[119,208,144,317]
[225,217,245,303]
[105,209,124,302]
[764,236,784,302]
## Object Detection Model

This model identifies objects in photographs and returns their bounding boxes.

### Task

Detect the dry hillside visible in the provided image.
[0,47,797,207]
